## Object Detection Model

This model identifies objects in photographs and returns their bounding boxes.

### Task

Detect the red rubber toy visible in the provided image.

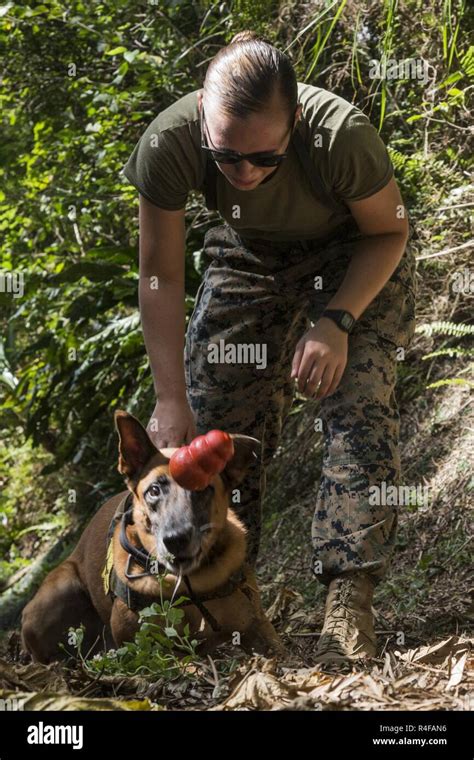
[169,430,235,490]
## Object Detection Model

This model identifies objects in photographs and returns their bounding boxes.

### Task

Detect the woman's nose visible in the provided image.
[235,160,257,179]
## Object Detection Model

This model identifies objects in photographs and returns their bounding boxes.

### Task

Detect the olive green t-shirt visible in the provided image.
[122,82,393,242]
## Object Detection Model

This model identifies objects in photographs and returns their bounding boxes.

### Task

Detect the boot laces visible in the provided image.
[318,575,377,658]
[323,576,358,637]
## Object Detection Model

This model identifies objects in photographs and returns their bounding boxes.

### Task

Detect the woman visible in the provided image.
[123,31,416,663]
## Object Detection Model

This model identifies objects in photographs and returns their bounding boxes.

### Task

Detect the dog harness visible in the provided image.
[101,493,253,632]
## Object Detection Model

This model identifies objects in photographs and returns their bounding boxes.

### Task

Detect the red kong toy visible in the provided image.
[169,430,235,490]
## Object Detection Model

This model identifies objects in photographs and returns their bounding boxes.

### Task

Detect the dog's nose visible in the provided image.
[163,528,193,557]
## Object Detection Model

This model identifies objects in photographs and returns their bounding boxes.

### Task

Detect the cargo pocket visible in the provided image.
[314,462,372,530]
[374,281,415,349]
[376,249,417,350]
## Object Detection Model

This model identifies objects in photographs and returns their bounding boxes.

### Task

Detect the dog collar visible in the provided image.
[119,505,167,578]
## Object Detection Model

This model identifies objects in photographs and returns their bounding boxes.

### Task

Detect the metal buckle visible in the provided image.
[124,553,151,580]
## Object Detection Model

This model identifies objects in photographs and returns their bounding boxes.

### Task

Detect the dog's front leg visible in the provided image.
[110,599,140,647]
[238,568,287,657]
[240,615,287,657]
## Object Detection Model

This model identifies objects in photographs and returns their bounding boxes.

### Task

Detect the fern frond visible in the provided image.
[416,321,474,337]
[422,347,474,360]
[387,148,425,182]
[427,378,474,389]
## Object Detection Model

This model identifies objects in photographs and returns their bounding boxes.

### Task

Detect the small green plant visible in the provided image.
[417,321,474,338]
[61,624,86,661]
[106,598,199,676]
[417,320,474,389]
[65,577,200,678]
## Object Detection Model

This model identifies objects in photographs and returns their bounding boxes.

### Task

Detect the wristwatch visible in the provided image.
[321,309,356,334]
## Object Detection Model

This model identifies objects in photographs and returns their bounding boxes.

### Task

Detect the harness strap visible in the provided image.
[119,505,167,576]
[109,567,159,613]
[106,491,133,545]
[109,564,251,633]
[182,575,221,632]
[102,492,133,595]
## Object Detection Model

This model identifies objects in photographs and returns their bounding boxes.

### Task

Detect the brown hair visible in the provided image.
[202,30,298,129]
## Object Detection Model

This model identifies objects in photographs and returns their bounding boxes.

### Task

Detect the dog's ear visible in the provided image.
[220,434,261,491]
[115,410,166,481]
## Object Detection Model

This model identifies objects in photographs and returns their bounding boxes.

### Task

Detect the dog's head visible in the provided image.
[114,410,260,575]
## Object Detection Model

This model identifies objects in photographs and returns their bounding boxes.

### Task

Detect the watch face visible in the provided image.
[341,313,353,330]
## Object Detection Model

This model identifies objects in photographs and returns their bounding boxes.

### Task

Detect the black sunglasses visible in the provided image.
[200,104,296,167]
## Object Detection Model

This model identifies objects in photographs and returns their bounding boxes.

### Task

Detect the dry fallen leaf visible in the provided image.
[446,651,469,689]
[266,588,305,624]
[0,689,161,711]
[395,636,459,665]
[216,670,295,710]
[0,658,69,693]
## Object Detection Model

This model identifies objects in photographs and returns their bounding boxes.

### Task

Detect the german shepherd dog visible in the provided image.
[21,411,284,663]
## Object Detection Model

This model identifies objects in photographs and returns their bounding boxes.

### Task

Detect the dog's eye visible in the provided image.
[147,483,162,499]
[146,476,169,503]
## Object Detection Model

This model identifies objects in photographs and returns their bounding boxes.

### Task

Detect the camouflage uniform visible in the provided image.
[184,220,416,585]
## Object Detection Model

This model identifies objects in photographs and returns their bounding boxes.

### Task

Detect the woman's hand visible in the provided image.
[146,397,197,449]
[291,318,348,400]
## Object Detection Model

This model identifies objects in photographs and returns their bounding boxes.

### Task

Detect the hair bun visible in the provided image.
[230,30,265,45]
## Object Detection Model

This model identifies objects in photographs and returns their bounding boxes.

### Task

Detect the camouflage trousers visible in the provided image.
[184,221,417,586]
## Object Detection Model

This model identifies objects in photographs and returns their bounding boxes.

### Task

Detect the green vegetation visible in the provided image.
[66,590,200,677]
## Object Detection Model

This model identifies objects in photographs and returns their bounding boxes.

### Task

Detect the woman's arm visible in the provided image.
[139,194,187,400]
[292,177,410,399]
[324,177,409,318]
[138,194,196,446]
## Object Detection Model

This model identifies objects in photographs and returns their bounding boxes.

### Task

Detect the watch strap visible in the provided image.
[321,309,356,334]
